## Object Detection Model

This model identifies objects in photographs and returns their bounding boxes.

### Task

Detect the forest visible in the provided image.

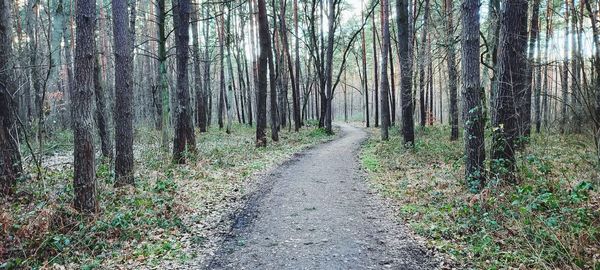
[0,0,599,268]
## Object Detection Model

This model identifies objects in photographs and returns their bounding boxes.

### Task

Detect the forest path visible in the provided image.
[207,124,439,269]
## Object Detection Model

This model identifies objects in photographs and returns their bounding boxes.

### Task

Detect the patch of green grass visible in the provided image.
[360,125,600,269]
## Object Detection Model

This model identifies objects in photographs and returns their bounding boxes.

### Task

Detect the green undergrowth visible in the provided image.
[1,123,333,269]
[360,126,599,269]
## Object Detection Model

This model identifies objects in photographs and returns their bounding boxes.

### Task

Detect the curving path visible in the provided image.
[207,124,439,270]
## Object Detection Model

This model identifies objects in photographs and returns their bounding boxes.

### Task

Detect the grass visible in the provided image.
[360,125,599,269]
[0,123,333,269]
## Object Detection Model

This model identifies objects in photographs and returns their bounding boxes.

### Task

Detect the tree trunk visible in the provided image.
[522,0,540,137]
[156,0,170,147]
[397,0,414,144]
[172,0,197,164]
[94,48,112,161]
[268,0,279,141]
[361,14,369,127]
[113,0,135,186]
[191,3,206,132]
[561,1,570,134]
[73,0,97,212]
[203,5,211,128]
[461,0,485,192]
[255,0,269,146]
[0,0,22,195]
[418,0,430,127]
[372,13,379,128]
[279,0,301,132]
[491,0,529,181]
[379,0,391,140]
[323,0,335,134]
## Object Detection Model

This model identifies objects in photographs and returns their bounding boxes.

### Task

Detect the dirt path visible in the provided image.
[207,124,439,269]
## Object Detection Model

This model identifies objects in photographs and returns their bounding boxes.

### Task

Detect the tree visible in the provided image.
[379,0,391,140]
[155,0,170,147]
[522,0,540,137]
[491,0,529,181]
[191,1,206,132]
[0,0,22,195]
[73,0,97,212]
[361,11,370,128]
[418,0,430,127]
[255,0,269,147]
[372,11,379,128]
[172,0,197,164]
[444,0,458,141]
[113,0,135,186]
[397,0,414,145]
[461,0,485,192]
[323,0,335,134]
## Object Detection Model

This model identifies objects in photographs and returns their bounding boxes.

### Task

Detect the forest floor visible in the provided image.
[1,124,334,269]
[360,126,599,269]
[201,124,443,270]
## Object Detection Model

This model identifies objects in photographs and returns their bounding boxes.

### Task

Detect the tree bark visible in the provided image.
[172,0,197,164]
[191,2,206,132]
[255,0,269,146]
[73,0,97,212]
[522,0,540,137]
[372,12,379,128]
[491,0,529,181]
[397,0,414,144]
[461,0,486,192]
[113,0,135,186]
[379,0,391,140]
[418,0,430,127]
[94,48,113,161]
[0,0,22,195]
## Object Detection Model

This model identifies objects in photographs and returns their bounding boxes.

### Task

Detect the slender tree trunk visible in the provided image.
[491,0,529,181]
[389,41,396,126]
[94,48,113,161]
[522,0,540,137]
[280,0,301,131]
[172,0,197,163]
[461,0,485,192]
[561,1,570,133]
[156,0,170,147]
[191,2,206,132]
[444,0,458,140]
[361,14,369,127]
[323,0,335,134]
[380,0,391,140]
[268,0,279,141]
[397,0,414,144]
[418,0,430,127]
[203,5,211,128]
[225,7,235,133]
[372,13,379,128]
[542,1,552,129]
[73,0,97,212]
